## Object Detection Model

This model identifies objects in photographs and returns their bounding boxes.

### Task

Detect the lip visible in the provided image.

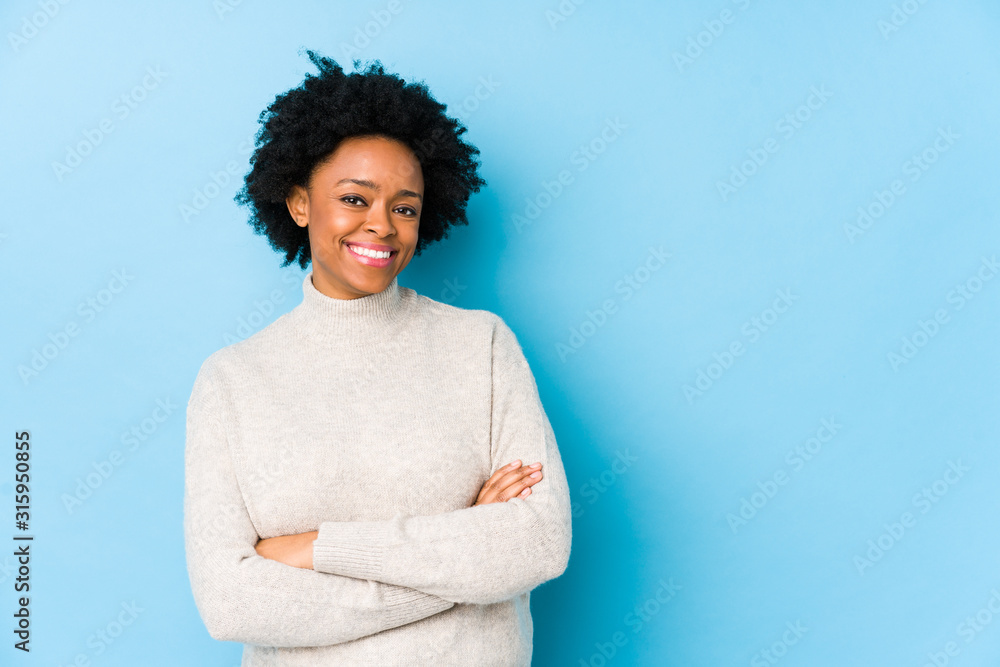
[344,241,397,269]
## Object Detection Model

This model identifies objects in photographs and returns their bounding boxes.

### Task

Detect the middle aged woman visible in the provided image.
[183,51,573,667]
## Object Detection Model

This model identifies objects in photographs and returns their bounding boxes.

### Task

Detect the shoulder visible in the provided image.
[403,286,506,337]
[195,309,295,378]
[188,317,285,401]
[187,345,235,406]
[402,287,528,366]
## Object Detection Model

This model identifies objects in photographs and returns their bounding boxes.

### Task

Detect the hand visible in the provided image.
[473,459,544,506]
[254,530,318,569]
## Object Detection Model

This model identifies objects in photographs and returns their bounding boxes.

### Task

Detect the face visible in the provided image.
[285,134,423,300]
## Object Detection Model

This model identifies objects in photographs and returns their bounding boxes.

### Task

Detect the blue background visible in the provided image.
[3,0,999,664]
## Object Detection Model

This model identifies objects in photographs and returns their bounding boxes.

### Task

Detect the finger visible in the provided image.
[484,466,541,498]
[486,461,542,489]
[480,463,526,493]
[478,462,518,496]
[490,460,522,484]
[494,460,543,479]
[475,462,544,505]
[494,468,544,502]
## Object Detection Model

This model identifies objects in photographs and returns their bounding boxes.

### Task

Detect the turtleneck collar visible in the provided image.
[290,271,407,345]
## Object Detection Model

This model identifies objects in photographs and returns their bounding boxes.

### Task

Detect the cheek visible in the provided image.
[310,204,356,236]
[306,213,341,256]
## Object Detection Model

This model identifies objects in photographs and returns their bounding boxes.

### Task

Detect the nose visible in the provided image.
[364,200,395,236]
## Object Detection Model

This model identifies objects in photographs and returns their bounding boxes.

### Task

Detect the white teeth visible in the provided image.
[349,245,392,259]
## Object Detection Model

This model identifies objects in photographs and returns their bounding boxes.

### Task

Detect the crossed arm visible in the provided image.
[184,317,572,647]
[255,458,548,569]
[184,384,451,646]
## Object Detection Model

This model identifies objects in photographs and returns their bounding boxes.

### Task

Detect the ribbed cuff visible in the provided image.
[313,521,390,580]
[383,586,455,624]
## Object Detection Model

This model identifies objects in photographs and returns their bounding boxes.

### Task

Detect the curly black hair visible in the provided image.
[234,50,486,269]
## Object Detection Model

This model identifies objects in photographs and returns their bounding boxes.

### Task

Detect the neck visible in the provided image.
[291,271,406,345]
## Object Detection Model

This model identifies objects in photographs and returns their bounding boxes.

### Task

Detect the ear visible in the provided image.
[285,185,309,227]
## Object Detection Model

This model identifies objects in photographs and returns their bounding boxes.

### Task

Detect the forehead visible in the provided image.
[315,135,423,187]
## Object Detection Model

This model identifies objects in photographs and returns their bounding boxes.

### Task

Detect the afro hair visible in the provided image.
[234,49,486,269]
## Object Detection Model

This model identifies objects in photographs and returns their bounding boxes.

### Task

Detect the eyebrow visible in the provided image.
[336,178,423,202]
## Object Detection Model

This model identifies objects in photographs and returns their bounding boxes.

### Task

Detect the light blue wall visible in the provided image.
[3,1,999,665]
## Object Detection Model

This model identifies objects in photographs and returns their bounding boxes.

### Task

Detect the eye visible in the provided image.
[341,195,366,206]
[395,206,418,217]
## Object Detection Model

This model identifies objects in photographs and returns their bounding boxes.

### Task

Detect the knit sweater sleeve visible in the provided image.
[311,315,573,605]
[183,358,455,647]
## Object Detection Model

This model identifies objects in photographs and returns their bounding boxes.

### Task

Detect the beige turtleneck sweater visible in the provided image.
[183,271,572,665]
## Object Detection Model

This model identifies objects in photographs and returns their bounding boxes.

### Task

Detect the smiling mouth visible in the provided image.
[345,243,397,267]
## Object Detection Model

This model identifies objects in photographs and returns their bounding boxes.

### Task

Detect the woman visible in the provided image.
[183,51,573,665]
